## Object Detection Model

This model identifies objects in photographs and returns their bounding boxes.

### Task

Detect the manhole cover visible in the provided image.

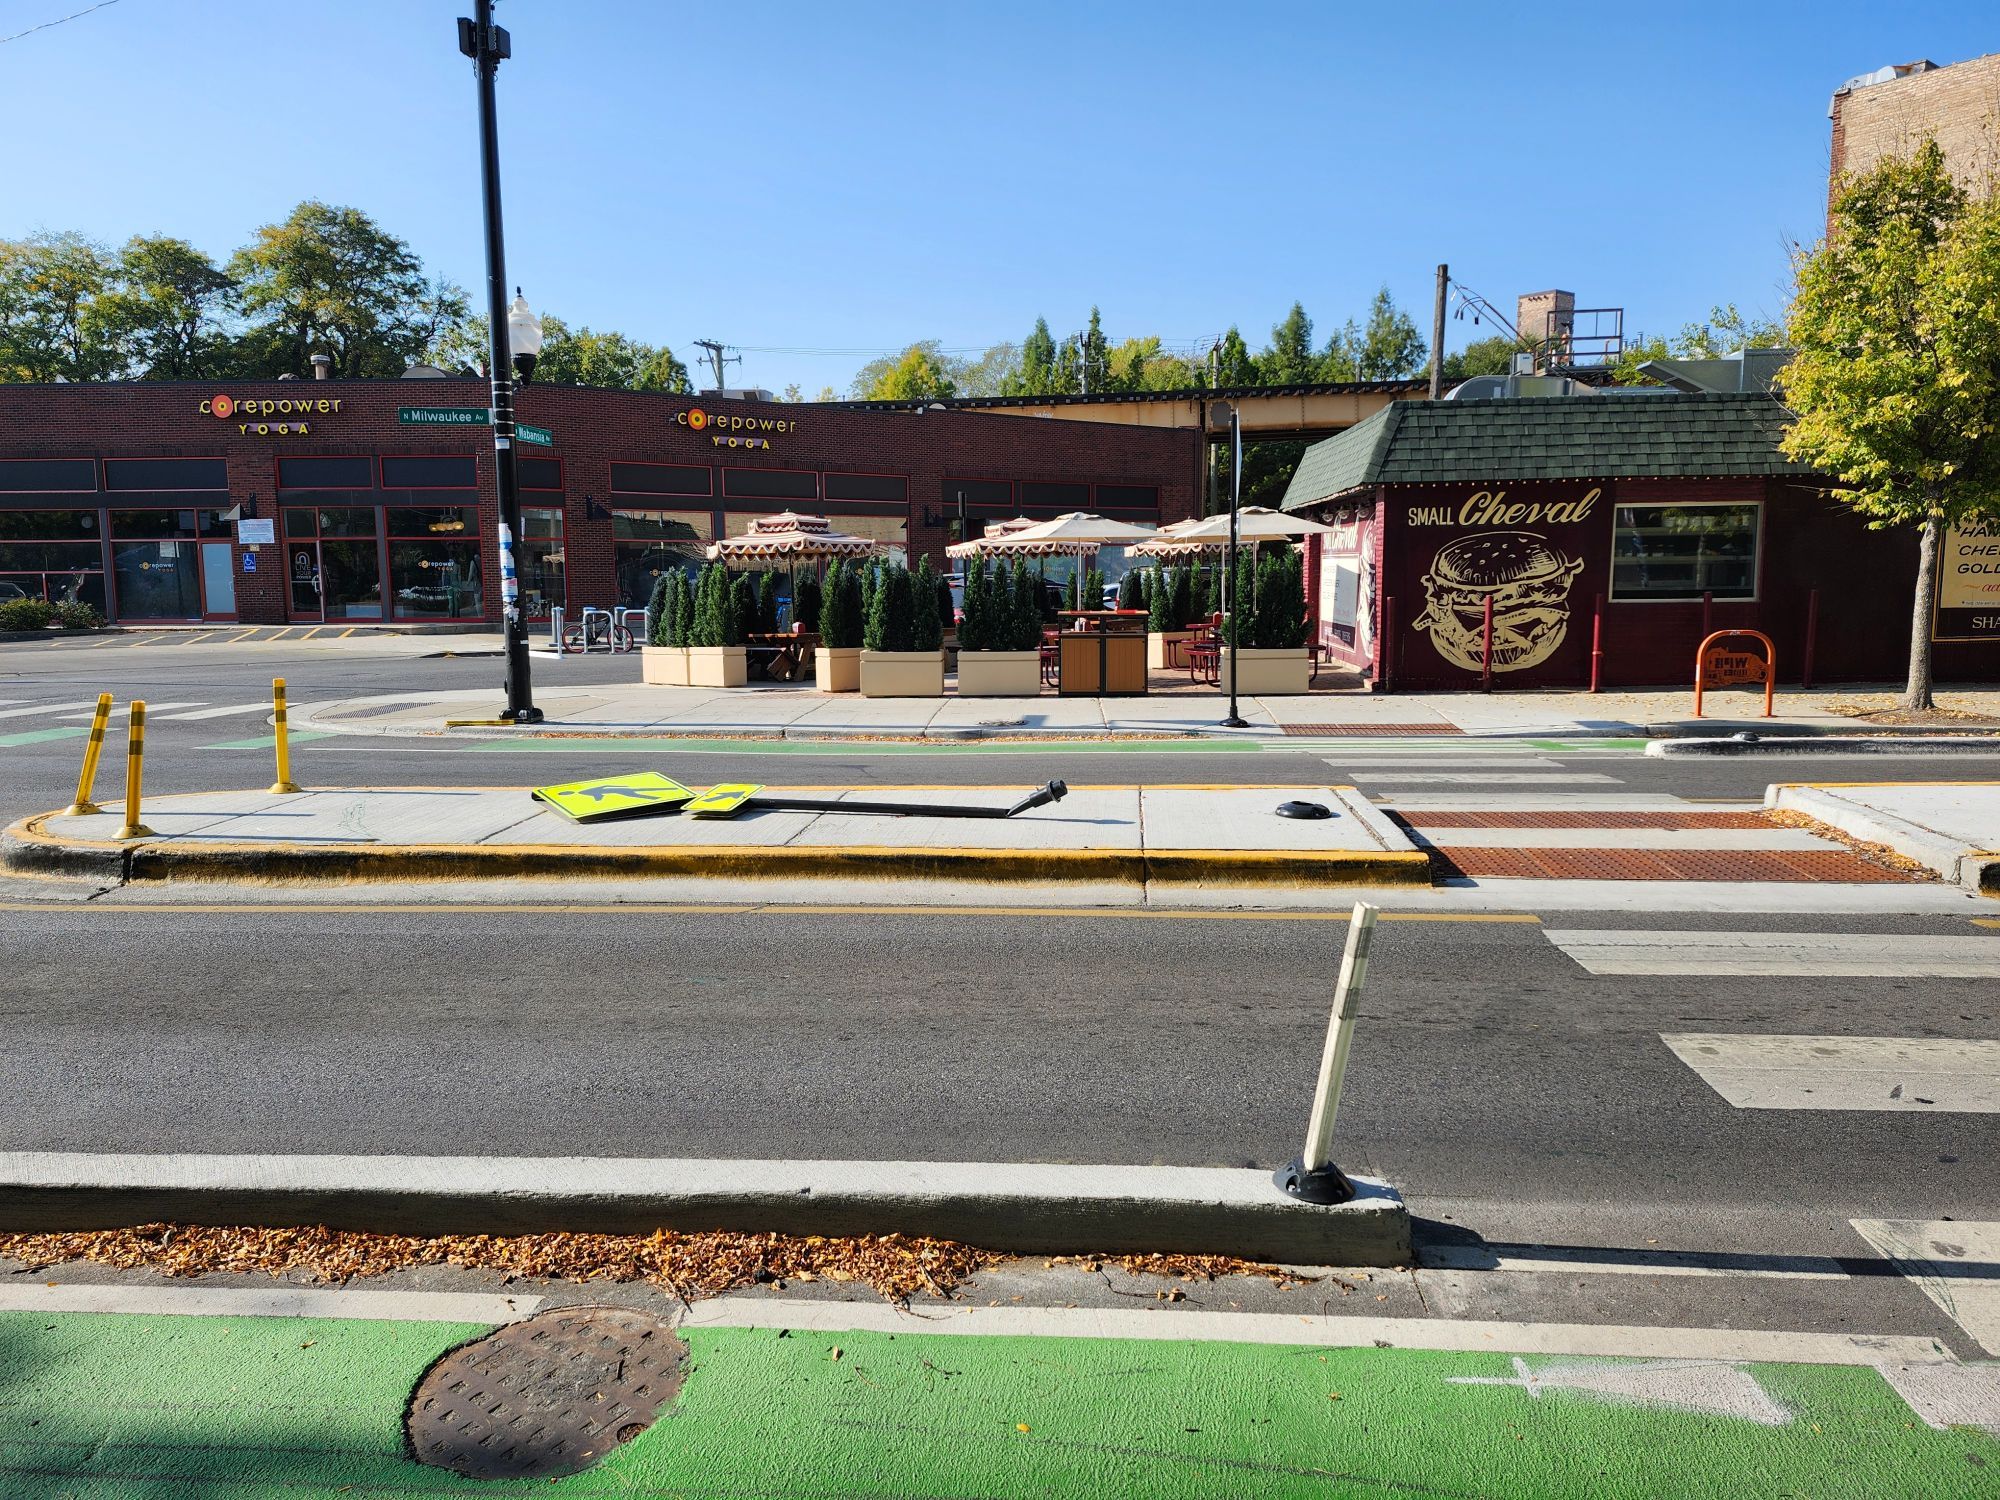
[406,1306,687,1479]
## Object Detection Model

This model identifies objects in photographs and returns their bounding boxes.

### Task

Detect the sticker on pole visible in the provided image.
[683,783,764,818]
[531,772,694,823]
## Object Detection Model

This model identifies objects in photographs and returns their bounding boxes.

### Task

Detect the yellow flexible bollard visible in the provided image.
[113,700,154,840]
[270,677,301,793]
[61,692,114,816]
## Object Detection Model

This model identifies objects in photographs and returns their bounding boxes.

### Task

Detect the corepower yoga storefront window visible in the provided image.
[111,507,234,619]
[387,507,483,620]
[0,510,105,610]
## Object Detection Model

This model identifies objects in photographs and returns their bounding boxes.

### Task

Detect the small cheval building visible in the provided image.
[1281,391,2000,691]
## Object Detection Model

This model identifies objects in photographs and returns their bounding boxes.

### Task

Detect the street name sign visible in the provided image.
[399,406,489,426]
[516,422,554,447]
[531,772,695,823]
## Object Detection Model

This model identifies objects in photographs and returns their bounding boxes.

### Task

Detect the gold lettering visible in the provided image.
[199,399,213,415]
[329,400,341,413]
[237,423,248,434]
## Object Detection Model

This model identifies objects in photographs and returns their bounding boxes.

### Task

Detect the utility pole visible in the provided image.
[1428,263,1450,400]
[691,339,740,392]
[458,0,539,723]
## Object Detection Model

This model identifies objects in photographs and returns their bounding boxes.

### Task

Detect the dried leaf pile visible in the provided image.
[0,1226,1320,1305]
[0,1224,1001,1303]
[1764,808,1938,877]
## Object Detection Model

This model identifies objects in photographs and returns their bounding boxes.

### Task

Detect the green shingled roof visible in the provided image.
[1281,392,1809,510]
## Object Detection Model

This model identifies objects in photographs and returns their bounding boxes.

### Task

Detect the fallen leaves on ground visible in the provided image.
[0,1226,1319,1305]
[1764,808,1939,877]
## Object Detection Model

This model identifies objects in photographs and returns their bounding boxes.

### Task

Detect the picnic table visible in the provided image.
[746,631,818,682]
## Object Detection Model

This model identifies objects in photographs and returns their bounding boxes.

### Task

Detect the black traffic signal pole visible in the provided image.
[1220,404,1248,728]
[460,0,541,722]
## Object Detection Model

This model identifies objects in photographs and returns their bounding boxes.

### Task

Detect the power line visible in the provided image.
[0,0,123,46]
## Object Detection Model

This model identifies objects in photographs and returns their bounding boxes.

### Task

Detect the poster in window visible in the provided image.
[1934,518,2000,641]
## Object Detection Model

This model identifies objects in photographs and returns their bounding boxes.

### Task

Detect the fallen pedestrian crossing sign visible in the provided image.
[684,783,764,818]
[530,772,695,823]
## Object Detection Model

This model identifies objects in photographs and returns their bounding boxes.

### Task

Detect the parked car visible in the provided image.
[0,581,28,604]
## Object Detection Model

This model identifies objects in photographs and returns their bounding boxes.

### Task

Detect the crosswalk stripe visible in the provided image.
[1356,772,1619,785]
[151,703,275,721]
[1662,1033,2000,1111]
[1551,931,2000,977]
[1323,757,1563,770]
[0,699,102,719]
[1383,793,1703,810]
[1412,827,1829,851]
[55,700,204,719]
[1851,1219,2000,1355]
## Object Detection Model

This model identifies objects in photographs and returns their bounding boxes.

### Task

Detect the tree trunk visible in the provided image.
[1904,514,1940,712]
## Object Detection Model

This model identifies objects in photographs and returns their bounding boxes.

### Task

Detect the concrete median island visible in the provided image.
[3,782,1430,896]
[1766,781,2000,894]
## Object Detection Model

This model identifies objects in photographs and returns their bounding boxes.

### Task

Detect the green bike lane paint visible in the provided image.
[1,1309,1993,1498]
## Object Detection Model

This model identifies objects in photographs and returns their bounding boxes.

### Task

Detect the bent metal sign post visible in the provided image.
[1395,485,1607,685]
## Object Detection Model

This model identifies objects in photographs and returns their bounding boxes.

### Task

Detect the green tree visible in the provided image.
[1082,567,1105,611]
[1781,138,2000,709]
[911,556,946,651]
[865,564,915,651]
[1610,303,1789,385]
[647,569,676,645]
[1212,327,1258,387]
[1078,306,1110,393]
[1149,565,1175,632]
[731,573,758,642]
[1260,302,1319,385]
[793,570,822,631]
[856,340,958,400]
[0,232,118,382]
[958,558,989,651]
[956,341,1020,396]
[230,201,467,377]
[1011,557,1041,646]
[92,236,238,380]
[674,568,696,645]
[1006,317,1060,394]
[821,560,862,648]
[756,572,779,633]
[1356,286,1426,379]
[1122,567,1149,616]
[1439,334,1522,384]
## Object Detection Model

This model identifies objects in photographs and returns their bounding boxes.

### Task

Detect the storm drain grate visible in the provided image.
[406,1306,687,1479]
[1278,723,1466,736]
[1429,847,1926,883]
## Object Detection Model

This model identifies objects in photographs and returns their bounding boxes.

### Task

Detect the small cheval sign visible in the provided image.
[1693,629,1775,719]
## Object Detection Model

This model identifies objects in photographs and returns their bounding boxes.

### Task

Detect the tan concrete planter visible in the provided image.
[860,649,945,697]
[956,649,1042,697]
[1219,647,1311,696]
[1147,630,1198,672]
[687,645,748,688]
[640,644,689,686]
[815,645,861,693]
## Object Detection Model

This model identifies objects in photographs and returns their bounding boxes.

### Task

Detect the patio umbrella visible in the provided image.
[979,512,1160,608]
[1127,518,1211,558]
[1155,506,1340,545]
[705,512,879,566]
[945,515,1042,560]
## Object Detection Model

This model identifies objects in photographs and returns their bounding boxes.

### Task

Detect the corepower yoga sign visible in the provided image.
[674,407,799,451]
[199,392,343,436]
[1395,485,1606,681]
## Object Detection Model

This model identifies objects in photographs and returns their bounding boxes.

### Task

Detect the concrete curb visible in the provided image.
[0,1152,1413,1265]
[1653,734,2000,757]
[1766,785,2000,894]
[2,814,1434,891]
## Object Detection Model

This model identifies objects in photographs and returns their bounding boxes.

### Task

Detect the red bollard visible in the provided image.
[1382,595,1396,693]
[1590,593,1604,694]
[1803,589,1819,689]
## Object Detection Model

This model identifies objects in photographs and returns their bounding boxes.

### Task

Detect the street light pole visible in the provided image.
[1220,404,1247,728]
[459,0,541,722]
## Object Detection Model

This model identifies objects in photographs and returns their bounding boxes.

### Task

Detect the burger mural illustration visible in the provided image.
[1412,531,1585,674]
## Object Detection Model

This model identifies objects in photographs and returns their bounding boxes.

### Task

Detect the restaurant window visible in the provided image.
[277,455,373,490]
[610,462,710,497]
[721,467,818,501]
[281,506,382,620]
[381,454,477,490]
[613,508,712,609]
[387,507,483,619]
[0,458,96,492]
[518,457,564,491]
[0,509,104,612]
[103,457,227,491]
[824,473,907,503]
[1610,503,1759,601]
[1094,484,1159,514]
[520,509,564,621]
[831,513,909,569]
[1020,481,1089,511]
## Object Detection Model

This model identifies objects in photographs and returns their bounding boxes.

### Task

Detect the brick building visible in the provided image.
[0,380,1200,626]
[1829,52,2000,210]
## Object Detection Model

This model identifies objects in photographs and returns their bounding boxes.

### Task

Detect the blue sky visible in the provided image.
[4,0,1993,392]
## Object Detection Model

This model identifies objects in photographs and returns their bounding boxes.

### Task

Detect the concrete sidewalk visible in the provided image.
[1767,781,2000,894]
[285,681,2000,742]
[4,782,1428,897]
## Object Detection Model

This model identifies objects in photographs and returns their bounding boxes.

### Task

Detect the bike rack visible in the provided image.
[614,607,646,653]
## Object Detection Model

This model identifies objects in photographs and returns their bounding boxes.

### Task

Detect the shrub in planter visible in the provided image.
[793,571,822,632]
[911,557,945,653]
[1253,545,1308,650]
[814,559,864,691]
[1123,567,1149,616]
[731,573,759,641]
[0,597,53,632]
[675,566,696,643]
[860,562,942,695]
[1082,567,1105,611]
[687,561,747,685]
[958,558,988,651]
[1149,566,1176,632]
[646,571,673,644]
[859,558,881,621]
[956,555,1043,695]
[642,569,690,683]
[757,572,779,633]
[1014,558,1043,644]
[50,599,103,630]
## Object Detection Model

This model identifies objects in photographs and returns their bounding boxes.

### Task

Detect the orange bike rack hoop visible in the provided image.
[1693,629,1776,719]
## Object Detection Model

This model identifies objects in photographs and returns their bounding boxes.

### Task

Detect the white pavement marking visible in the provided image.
[1852,1220,2000,1355]
[55,700,204,719]
[1446,1356,1790,1425]
[1417,1243,1849,1280]
[1380,793,1697,810]
[1354,773,1620,784]
[678,1297,1946,1365]
[1662,1034,2000,1112]
[1321,757,1562,769]
[0,700,102,719]
[1550,931,2000,978]
[0,1282,540,1323]
[151,702,276,721]
[1411,827,1830,851]
[1876,1360,2000,1435]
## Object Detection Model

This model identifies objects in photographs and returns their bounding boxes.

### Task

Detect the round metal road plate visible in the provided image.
[406,1306,687,1479]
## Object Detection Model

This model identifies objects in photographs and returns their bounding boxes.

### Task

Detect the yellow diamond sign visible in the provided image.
[684,783,764,818]
[531,772,695,824]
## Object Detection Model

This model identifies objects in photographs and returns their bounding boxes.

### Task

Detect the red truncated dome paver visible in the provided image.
[1405,811,1775,830]
[1431,847,1924,882]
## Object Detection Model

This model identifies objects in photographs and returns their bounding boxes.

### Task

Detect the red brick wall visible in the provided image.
[0,381,1199,624]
